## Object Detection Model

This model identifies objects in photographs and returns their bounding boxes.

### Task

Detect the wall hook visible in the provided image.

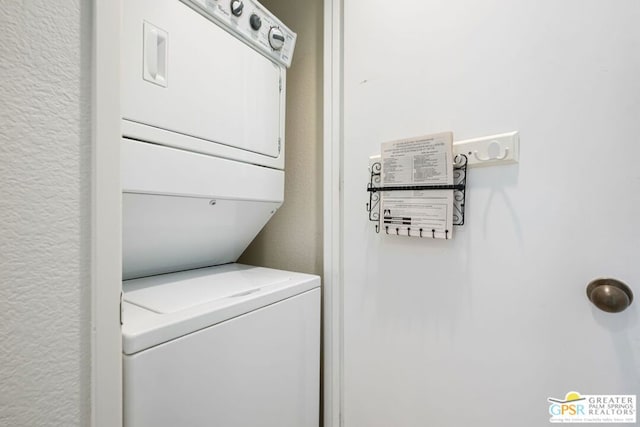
[395,228,399,235]
[385,226,389,234]
[473,141,509,162]
[407,227,411,236]
[419,228,423,238]
[432,229,436,239]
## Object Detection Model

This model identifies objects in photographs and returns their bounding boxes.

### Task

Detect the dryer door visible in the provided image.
[122,0,283,162]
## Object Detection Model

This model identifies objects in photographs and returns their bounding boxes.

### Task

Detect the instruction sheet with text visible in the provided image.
[381,132,454,239]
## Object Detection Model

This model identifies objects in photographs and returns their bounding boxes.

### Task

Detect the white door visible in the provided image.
[340,0,640,426]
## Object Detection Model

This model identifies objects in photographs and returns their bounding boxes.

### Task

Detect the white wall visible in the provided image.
[0,1,92,425]
[240,0,323,276]
[342,1,640,426]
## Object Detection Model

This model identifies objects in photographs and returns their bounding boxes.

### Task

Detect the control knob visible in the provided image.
[268,27,285,50]
[249,13,262,30]
[230,0,243,17]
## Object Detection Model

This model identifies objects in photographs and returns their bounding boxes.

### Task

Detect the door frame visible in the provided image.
[323,0,343,425]
[92,1,122,426]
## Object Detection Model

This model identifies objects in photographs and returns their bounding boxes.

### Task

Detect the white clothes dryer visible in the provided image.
[121,0,297,279]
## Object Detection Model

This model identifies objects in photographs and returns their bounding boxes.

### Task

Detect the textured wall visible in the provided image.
[239,0,323,276]
[0,1,92,426]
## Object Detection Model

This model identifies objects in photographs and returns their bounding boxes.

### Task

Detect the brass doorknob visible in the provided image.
[586,278,633,313]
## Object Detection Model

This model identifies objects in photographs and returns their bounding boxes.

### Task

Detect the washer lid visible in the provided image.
[122,263,320,355]
[125,263,294,313]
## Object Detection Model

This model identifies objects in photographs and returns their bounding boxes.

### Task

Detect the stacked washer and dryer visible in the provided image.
[120,1,320,426]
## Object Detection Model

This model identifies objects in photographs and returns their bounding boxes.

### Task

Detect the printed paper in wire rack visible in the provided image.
[380,132,454,239]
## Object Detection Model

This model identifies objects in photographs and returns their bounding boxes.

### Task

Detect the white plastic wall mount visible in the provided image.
[453,131,520,168]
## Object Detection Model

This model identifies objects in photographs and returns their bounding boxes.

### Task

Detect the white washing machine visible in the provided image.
[122,264,320,426]
[120,1,319,426]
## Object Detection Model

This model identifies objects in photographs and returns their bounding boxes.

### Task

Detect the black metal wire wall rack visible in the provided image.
[366,154,468,236]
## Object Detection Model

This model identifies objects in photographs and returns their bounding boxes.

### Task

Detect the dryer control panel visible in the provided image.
[181,0,296,67]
